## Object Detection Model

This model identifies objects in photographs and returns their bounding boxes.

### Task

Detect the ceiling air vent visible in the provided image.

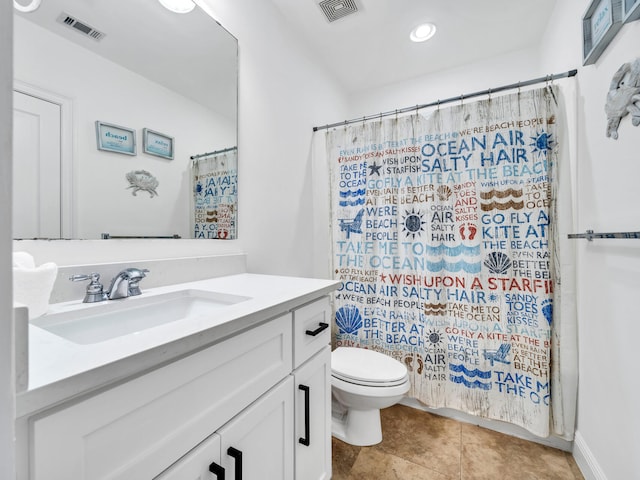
[56,12,106,41]
[318,0,358,22]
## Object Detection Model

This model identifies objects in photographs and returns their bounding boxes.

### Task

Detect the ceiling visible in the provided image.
[268,0,558,93]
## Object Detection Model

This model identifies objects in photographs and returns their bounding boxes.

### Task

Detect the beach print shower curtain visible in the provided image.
[327,87,565,437]
[191,149,238,239]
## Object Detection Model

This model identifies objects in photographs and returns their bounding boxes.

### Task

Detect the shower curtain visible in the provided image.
[325,86,577,438]
[191,149,238,239]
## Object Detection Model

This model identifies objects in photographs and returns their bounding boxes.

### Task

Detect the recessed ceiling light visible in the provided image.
[158,0,196,14]
[13,0,41,13]
[410,23,437,43]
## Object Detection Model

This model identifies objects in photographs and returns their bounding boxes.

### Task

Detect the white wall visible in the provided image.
[204,0,348,276]
[14,16,235,240]
[344,2,640,479]
[540,2,640,479]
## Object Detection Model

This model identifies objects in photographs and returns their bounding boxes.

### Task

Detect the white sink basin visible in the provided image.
[31,289,251,345]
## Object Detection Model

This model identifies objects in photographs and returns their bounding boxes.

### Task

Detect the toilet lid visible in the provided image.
[332,347,408,385]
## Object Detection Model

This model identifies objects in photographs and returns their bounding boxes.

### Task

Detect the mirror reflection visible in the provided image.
[13,0,238,240]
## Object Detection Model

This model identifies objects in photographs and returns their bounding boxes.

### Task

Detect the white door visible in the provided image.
[13,90,62,238]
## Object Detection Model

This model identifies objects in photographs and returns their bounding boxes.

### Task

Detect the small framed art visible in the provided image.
[582,0,624,65]
[623,0,640,22]
[95,121,136,155]
[143,128,174,160]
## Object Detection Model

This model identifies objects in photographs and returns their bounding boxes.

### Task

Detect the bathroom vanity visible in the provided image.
[16,273,338,479]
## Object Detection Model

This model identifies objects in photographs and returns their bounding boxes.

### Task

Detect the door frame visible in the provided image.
[13,80,73,238]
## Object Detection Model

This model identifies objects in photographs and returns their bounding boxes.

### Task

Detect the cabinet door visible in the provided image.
[154,434,222,480]
[218,376,294,480]
[294,346,331,480]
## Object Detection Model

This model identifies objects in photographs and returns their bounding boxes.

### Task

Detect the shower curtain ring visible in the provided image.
[488,88,492,101]
[437,99,440,111]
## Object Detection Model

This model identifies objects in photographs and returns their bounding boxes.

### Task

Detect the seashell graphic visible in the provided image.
[335,305,363,334]
[483,251,511,275]
[437,185,452,201]
[542,299,553,325]
[126,170,159,197]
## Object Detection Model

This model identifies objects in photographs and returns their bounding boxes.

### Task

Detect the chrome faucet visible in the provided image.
[107,268,149,300]
[70,268,149,302]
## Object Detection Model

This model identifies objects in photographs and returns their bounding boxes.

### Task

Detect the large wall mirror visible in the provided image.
[13,0,238,240]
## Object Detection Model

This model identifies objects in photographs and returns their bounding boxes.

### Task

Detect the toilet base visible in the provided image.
[331,407,382,446]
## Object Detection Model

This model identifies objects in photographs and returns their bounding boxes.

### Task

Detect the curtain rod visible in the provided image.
[312,69,577,132]
[190,146,237,160]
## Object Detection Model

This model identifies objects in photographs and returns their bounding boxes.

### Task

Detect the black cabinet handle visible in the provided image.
[227,447,243,480]
[299,384,310,446]
[305,322,329,336]
[209,461,225,479]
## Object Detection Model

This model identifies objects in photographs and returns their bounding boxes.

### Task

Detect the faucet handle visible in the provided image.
[70,272,108,303]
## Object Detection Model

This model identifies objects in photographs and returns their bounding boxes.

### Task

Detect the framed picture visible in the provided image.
[143,128,174,160]
[582,0,624,65]
[95,121,136,155]
[624,0,640,21]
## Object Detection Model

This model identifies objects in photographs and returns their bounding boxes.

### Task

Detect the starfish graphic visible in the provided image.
[368,161,382,176]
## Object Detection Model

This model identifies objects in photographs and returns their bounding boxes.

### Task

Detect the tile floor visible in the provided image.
[332,404,584,480]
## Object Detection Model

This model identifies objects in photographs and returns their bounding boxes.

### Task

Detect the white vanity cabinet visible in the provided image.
[31,313,292,480]
[27,294,334,480]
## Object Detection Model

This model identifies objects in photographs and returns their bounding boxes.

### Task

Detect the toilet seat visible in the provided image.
[332,347,408,387]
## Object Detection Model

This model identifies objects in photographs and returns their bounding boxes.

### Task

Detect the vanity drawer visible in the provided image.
[31,313,292,480]
[293,296,332,368]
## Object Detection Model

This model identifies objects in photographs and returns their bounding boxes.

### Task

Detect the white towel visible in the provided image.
[13,251,58,319]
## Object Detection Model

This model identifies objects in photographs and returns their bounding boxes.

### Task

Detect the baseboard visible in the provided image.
[573,431,608,480]
[400,398,573,451]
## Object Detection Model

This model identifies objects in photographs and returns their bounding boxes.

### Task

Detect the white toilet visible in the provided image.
[331,347,410,446]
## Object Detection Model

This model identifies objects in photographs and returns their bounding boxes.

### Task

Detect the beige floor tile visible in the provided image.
[460,423,584,480]
[332,437,361,479]
[348,448,453,480]
[374,404,462,478]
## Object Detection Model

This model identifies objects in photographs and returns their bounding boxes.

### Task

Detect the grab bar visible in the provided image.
[567,230,640,241]
[101,233,181,239]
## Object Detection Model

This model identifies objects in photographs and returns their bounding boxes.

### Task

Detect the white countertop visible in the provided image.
[18,273,339,417]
